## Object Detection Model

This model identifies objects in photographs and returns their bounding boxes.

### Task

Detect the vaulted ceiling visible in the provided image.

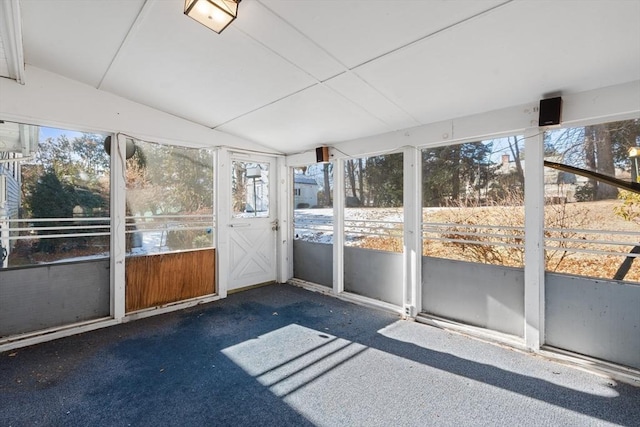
[2,0,640,154]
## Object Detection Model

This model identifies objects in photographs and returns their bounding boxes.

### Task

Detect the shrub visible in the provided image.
[613,190,640,224]
[574,183,595,202]
[166,229,212,250]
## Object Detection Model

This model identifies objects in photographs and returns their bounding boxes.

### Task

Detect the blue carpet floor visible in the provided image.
[1,283,639,426]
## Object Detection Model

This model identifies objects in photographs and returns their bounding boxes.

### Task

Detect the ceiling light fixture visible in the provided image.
[184,0,241,34]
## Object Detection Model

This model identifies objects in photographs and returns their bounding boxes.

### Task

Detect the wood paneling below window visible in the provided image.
[126,249,215,312]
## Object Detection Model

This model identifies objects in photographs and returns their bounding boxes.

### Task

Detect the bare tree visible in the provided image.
[583,126,597,199]
[507,136,525,188]
[322,162,332,206]
[357,158,364,203]
[345,159,358,204]
[594,124,618,200]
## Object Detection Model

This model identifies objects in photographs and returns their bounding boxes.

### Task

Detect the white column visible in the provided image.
[276,156,292,283]
[216,148,230,299]
[0,175,8,269]
[403,146,422,317]
[524,127,545,350]
[110,134,127,320]
[333,158,345,294]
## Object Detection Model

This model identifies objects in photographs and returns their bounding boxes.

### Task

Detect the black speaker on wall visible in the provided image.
[316,146,330,163]
[539,97,562,126]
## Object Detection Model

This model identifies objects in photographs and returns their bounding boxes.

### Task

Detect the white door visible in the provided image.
[226,155,278,291]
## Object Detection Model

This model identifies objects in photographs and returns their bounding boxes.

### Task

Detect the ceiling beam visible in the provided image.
[0,0,25,84]
[98,0,152,90]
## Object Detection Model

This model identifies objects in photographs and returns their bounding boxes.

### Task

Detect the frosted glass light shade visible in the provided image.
[184,0,240,34]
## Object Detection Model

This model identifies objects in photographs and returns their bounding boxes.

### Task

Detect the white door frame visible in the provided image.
[217,148,284,296]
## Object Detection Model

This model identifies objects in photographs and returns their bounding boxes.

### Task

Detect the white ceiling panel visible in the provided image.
[217,83,391,152]
[324,71,420,130]
[20,0,145,87]
[100,0,318,128]
[261,0,508,68]
[355,0,640,125]
[234,1,345,82]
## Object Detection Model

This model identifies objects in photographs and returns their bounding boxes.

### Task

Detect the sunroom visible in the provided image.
[0,0,639,382]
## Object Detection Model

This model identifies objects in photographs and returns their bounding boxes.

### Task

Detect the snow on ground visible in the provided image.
[294,207,404,245]
[293,208,334,244]
[47,231,166,264]
[129,230,169,255]
[48,253,109,263]
[344,208,404,223]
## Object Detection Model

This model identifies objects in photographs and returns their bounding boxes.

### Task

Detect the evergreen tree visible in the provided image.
[29,171,75,252]
[422,142,493,206]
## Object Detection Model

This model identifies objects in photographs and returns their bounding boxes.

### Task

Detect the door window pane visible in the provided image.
[232,161,269,218]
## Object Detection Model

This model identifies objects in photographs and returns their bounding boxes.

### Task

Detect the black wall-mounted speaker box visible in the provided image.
[539,97,562,126]
[316,146,330,163]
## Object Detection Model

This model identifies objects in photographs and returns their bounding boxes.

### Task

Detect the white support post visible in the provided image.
[333,158,345,295]
[211,149,219,292]
[0,176,8,270]
[524,127,545,350]
[276,156,292,283]
[403,147,421,317]
[110,134,127,320]
[216,148,230,299]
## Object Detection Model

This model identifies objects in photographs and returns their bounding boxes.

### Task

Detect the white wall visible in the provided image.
[0,65,277,152]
